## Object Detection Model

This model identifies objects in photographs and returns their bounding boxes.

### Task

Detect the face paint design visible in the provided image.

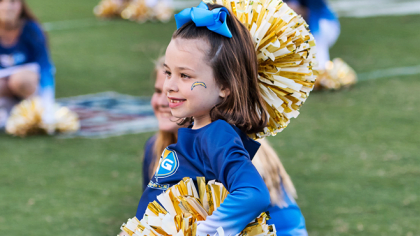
[191,81,207,90]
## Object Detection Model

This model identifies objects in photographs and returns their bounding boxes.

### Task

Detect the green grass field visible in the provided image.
[1,1,419,235]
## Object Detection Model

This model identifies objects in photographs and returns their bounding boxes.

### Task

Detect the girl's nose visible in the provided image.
[157,92,168,107]
[163,76,178,94]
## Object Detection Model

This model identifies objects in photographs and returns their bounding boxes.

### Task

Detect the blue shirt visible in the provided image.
[0,20,55,113]
[140,121,308,235]
[142,135,157,191]
[285,0,338,34]
[137,119,270,235]
[267,185,308,236]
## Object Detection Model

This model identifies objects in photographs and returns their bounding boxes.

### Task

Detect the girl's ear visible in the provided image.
[219,86,231,98]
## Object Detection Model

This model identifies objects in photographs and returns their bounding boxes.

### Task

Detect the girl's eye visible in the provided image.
[181,73,190,79]
[164,70,171,77]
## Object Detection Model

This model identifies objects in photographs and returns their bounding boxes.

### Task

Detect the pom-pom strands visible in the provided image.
[315,58,357,90]
[94,0,129,18]
[121,0,173,23]
[121,177,277,236]
[94,0,173,23]
[5,97,80,137]
[205,0,317,139]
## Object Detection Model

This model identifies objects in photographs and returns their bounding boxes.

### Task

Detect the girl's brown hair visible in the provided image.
[18,1,49,46]
[20,0,39,23]
[172,3,267,135]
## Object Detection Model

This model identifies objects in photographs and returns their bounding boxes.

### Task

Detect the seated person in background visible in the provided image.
[0,0,55,128]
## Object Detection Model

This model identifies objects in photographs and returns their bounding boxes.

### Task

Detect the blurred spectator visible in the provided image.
[285,0,340,70]
[0,0,55,128]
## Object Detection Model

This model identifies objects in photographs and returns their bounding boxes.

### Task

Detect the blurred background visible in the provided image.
[0,0,419,235]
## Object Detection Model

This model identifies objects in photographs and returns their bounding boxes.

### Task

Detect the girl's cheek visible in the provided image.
[151,94,159,109]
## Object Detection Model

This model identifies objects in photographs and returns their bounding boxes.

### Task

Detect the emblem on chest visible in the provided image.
[0,53,26,67]
[155,148,179,178]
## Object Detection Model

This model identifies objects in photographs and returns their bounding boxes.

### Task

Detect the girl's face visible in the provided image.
[151,68,179,133]
[163,38,227,128]
[0,0,22,25]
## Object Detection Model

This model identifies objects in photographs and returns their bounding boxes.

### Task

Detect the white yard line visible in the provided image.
[43,18,110,32]
[358,65,420,82]
[172,0,199,9]
[331,0,420,18]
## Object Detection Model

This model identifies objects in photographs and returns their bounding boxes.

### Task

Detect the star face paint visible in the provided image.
[191,81,207,90]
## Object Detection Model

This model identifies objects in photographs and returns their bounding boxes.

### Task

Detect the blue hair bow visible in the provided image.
[174,2,232,38]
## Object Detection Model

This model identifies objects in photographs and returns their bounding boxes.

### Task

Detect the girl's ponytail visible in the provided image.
[252,139,297,207]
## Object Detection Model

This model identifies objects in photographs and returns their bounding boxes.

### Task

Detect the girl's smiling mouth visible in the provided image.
[168,97,186,108]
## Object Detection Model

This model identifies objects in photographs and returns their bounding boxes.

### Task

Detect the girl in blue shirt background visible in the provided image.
[285,0,340,70]
[0,0,55,128]
[136,3,273,235]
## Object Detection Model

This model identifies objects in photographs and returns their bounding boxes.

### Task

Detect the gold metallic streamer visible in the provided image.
[5,97,80,137]
[94,0,173,23]
[202,0,317,138]
[314,58,357,90]
[120,177,276,235]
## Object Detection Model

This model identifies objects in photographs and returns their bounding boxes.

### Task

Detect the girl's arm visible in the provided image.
[197,122,271,236]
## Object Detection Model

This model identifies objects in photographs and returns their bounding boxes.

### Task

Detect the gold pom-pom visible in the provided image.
[121,0,154,22]
[5,98,44,136]
[94,0,129,18]
[315,58,357,90]
[51,106,80,133]
[121,0,173,23]
[205,0,317,139]
[154,1,173,23]
[5,97,80,137]
[121,177,276,236]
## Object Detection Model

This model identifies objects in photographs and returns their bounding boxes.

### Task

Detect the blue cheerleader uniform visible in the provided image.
[137,119,270,236]
[141,120,308,235]
[285,0,338,34]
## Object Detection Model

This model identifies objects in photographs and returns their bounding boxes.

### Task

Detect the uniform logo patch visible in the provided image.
[147,180,169,190]
[155,148,179,178]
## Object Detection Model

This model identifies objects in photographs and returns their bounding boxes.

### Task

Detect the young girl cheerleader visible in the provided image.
[0,0,55,128]
[134,0,317,234]
[136,3,272,235]
[140,57,307,235]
